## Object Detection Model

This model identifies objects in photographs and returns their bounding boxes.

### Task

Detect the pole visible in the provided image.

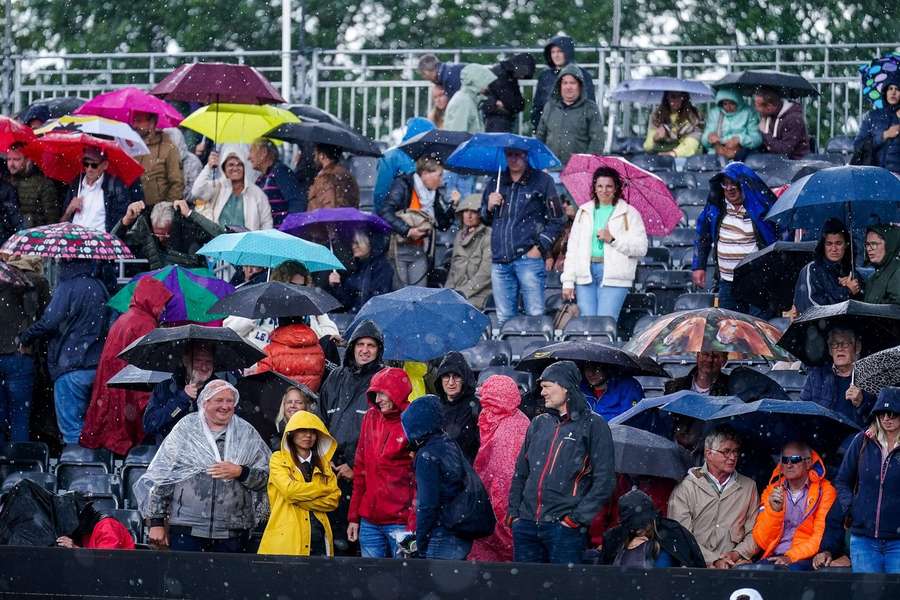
[604,0,623,153]
[2,0,12,116]
[281,0,292,104]
[612,0,622,47]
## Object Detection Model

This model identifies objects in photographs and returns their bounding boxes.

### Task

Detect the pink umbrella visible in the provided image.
[74,87,184,129]
[560,154,682,237]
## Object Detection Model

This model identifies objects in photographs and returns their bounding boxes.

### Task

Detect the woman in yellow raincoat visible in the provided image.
[258,411,341,556]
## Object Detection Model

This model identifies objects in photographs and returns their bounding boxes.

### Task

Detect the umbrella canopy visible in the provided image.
[36,115,150,157]
[516,340,669,378]
[777,300,900,366]
[17,97,85,125]
[397,129,472,161]
[712,70,819,98]
[859,53,900,110]
[610,77,715,104]
[1,222,133,261]
[0,261,34,288]
[107,266,235,324]
[560,154,682,237]
[210,281,341,319]
[197,229,344,271]
[610,390,744,436]
[106,364,172,392]
[73,87,184,129]
[732,241,817,314]
[150,62,286,105]
[282,104,349,128]
[236,372,318,441]
[346,286,490,362]
[445,132,560,176]
[0,116,35,152]
[264,122,382,158]
[610,424,691,480]
[20,132,144,185]
[117,324,265,371]
[766,166,900,234]
[853,345,900,396]
[181,103,299,145]
[279,207,392,242]
[623,308,792,361]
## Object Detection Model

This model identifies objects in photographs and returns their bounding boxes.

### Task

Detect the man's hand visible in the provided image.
[488,192,503,211]
[347,522,359,542]
[770,555,791,566]
[65,196,84,219]
[208,150,220,169]
[122,201,146,226]
[812,551,832,570]
[334,463,354,480]
[691,269,706,289]
[846,384,864,408]
[173,199,192,218]
[525,246,542,259]
[184,383,200,399]
[450,190,461,205]
[207,461,243,480]
[407,226,428,241]
[769,485,784,512]
[56,536,76,548]
[328,271,342,286]
[148,526,168,548]
[708,133,721,145]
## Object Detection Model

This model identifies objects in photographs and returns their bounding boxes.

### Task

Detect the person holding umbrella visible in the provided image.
[753,87,811,160]
[793,219,864,315]
[191,145,272,231]
[249,138,304,223]
[306,144,360,211]
[863,225,900,305]
[701,87,762,161]
[642,91,703,157]
[61,146,130,233]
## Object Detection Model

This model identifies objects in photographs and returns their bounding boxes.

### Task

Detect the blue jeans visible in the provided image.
[491,256,546,326]
[424,526,471,560]
[575,263,630,318]
[442,172,476,198]
[850,534,900,574]
[0,353,35,443]
[169,525,249,553]
[359,518,407,558]
[53,369,95,444]
[512,519,586,564]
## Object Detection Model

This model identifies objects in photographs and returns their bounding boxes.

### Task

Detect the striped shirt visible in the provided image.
[716,201,757,281]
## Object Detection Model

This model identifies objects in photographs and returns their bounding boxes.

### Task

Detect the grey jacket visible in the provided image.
[535,64,604,166]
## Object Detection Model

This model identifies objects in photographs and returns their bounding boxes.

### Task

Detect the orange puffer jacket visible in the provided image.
[752,450,837,563]
[257,323,326,392]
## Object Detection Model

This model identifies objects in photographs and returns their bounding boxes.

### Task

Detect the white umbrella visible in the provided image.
[36,114,149,157]
[610,77,715,104]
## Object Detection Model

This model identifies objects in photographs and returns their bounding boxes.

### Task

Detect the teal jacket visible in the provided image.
[701,87,762,151]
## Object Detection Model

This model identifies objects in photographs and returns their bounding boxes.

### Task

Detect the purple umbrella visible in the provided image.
[280,207,392,242]
[107,266,235,324]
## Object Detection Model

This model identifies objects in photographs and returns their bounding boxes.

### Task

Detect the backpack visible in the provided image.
[443,453,497,539]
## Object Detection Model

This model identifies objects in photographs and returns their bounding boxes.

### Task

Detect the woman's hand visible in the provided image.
[597,227,613,243]
[328,271,342,286]
[56,536,76,548]
[562,288,575,302]
[148,526,169,548]
[838,275,861,295]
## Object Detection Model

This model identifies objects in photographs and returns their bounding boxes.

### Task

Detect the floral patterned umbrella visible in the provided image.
[0,222,134,261]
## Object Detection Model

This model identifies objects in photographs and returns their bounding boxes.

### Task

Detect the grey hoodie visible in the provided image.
[535,64,604,166]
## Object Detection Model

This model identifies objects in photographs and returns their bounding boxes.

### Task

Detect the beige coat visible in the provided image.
[445,224,492,309]
[138,131,184,205]
[667,464,759,565]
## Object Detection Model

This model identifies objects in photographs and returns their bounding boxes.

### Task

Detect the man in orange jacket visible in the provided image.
[751,441,836,570]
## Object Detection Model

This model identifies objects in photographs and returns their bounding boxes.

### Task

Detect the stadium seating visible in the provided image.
[561,316,618,343]
[640,247,671,270]
[638,270,693,314]
[617,292,657,341]
[629,154,675,172]
[499,315,555,360]
[1,442,50,472]
[656,171,697,190]
[0,471,57,494]
[460,340,513,372]
[676,188,708,207]
[108,508,146,544]
[673,292,716,311]
[684,154,723,172]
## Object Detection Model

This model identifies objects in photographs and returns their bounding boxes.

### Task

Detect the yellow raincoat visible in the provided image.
[257,411,341,556]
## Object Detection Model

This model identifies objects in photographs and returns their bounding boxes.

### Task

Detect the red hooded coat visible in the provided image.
[256,323,326,391]
[80,278,172,455]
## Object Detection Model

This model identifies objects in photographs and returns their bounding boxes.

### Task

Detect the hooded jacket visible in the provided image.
[256,323,327,392]
[80,278,172,455]
[855,99,900,172]
[642,103,703,157]
[0,256,50,355]
[191,145,273,231]
[701,88,763,152]
[752,450,837,562]
[373,117,436,213]
[482,54,536,133]
[446,198,492,309]
[435,351,481,463]
[759,100,811,159]
[863,225,900,305]
[580,375,645,422]
[691,162,779,273]
[326,234,394,314]
[794,230,865,315]
[258,411,341,556]
[318,320,385,467]
[9,163,60,227]
[348,367,415,527]
[531,36,596,132]
[443,64,497,134]
[508,361,615,526]
[535,64,604,166]
[137,130,184,206]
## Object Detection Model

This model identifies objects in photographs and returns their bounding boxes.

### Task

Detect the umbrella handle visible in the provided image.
[495,162,501,194]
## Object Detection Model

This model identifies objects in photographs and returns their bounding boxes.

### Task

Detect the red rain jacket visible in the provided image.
[81,517,136,550]
[257,323,326,391]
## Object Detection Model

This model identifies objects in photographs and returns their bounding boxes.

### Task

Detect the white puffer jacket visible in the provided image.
[561,199,648,289]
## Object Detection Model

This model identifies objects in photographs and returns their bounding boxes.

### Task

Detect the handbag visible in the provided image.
[444,451,497,540]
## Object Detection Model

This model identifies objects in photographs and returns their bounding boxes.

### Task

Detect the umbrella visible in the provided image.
[209,282,341,319]
[181,103,299,145]
[732,241,817,314]
[610,390,744,436]
[282,104,349,128]
[16,97,85,125]
[1,222,134,261]
[560,154,682,237]
[345,287,490,362]
[859,53,900,110]
[610,424,691,480]
[709,398,860,454]
[105,364,172,392]
[150,62,286,105]
[279,207,392,242]
[197,229,344,271]
[0,116,35,152]
[610,77,715,104]
[107,266,235,324]
[118,324,265,372]
[73,86,184,129]
[712,70,819,98]
[445,133,560,191]
[20,132,144,186]
[397,129,472,162]
[236,372,318,441]
[264,122,382,158]
[0,262,34,288]
[36,115,150,157]
[777,300,900,366]
[516,340,669,378]
[623,308,792,362]
[853,345,900,396]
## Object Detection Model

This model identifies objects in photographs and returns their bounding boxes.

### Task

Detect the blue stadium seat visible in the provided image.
[629,153,675,172]
[561,316,618,343]
[0,471,57,494]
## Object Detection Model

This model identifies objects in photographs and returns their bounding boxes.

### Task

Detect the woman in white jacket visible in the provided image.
[191,144,273,231]
[561,167,648,318]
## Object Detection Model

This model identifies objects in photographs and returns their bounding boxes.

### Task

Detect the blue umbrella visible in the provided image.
[197,229,344,271]
[445,133,560,191]
[610,77,715,104]
[609,390,743,436]
[345,286,490,361]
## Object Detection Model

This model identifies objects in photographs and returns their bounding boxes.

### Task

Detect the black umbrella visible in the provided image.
[105,365,172,391]
[396,129,472,161]
[118,324,265,372]
[282,104,350,129]
[732,241,817,313]
[853,345,900,396]
[17,97,85,124]
[610,424,691,480]
[264,122,382,157]
[610,390,744,437]
[209,282,342,320]
[235,371,319,442]
[777,300,900,366]
[712,70,819,98]
[517,340,669,378]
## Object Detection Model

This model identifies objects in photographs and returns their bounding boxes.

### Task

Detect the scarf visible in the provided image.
[412,173,436,218]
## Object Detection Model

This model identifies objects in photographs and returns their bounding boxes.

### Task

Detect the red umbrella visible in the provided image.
[0,116,35,152]
[150,62,285,105]
[21,132,144,186]
[560,154,682,237]
[73,86,184,128]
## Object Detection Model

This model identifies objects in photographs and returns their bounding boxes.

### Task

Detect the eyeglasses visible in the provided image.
[864,241,884,249]
[828,340,854,350]
[710,448,740,458]
[82,160,101,169]
[781,455,809,465]
[442,373,463,381]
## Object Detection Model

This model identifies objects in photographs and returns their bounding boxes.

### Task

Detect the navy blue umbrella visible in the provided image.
[445,133,560,190]
[609,390,743,437]
[345,286,490,362]
[610,424,691,480]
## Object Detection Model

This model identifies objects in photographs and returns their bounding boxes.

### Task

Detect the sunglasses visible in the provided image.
[878,411,900,419]
[781,455,808,465]
[720,182,739,190]
[82,160,101,169]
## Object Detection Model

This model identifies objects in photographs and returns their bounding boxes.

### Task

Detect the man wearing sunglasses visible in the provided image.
[61,147,129,233]
[751,441,837,570]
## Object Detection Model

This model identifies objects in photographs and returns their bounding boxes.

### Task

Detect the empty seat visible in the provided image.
[662,227,695,248]
[639,270,693,314]
[499,315,554,340]
[684,154,723,172]
[629,154,675,172]
[59,444,113,470]
[505,337,549,362]
[617,292,657,341]
[561,316,618,343]
[107,508,145,545]
[66,473,115,495]
[669,247,696,269]
[0,459,43,485]
[766,369,808,394]
[0,471,57,493]
[674,292,715,311]
[656,171,696,190]
[1,442,50,472]
[611,136,645,156]
[825,136,854,156]
[676,188,708,207]
[640,247,671,269]
[125,445,158,465]
[56,464,109,492]
[681,204,705,227]
[460,340,512,372]
[635,376,668,398]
